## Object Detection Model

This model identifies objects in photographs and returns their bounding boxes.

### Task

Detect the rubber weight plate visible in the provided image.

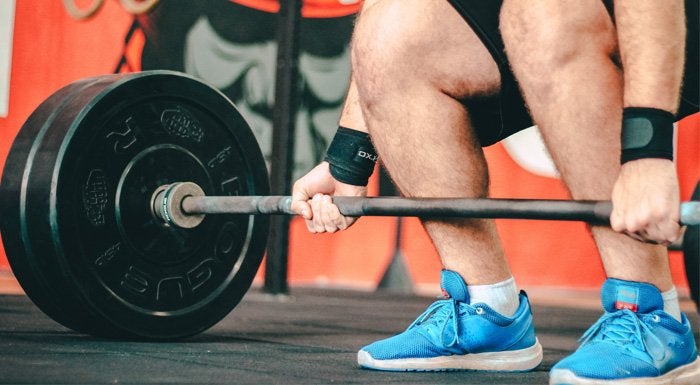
[0,75,122,336]
[1,71,270,340]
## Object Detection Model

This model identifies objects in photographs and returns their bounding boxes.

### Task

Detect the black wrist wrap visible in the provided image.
[620,107,675,164]
[324,126,378,186]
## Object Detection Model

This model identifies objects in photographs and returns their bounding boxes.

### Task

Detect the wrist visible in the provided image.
[620,107,674,164]
[324,126,378,186]
[620,157,674,171]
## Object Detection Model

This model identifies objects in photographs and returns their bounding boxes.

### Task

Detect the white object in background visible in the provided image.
[0,0,16,118]
[501,123,679,179]
[502,125,559,179]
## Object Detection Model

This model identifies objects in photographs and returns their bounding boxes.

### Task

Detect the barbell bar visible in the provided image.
[152,181,700,229]
[1,71,697,341]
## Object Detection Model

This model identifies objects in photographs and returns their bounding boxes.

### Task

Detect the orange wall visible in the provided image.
[1,1,697,293]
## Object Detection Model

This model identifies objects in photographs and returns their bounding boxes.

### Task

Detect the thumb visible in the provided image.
[290,187,313,220]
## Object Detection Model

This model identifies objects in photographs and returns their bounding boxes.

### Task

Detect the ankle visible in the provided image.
[467,277,520,317]
[661,286,682,322]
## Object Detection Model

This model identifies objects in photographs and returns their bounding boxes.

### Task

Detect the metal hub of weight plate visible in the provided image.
[0,71,270,340]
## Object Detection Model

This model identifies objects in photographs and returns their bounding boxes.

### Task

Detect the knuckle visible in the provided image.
[625,220,641,233]
[625,214,648,233]
[610,215,624,232]
[648,207,671,222]
[305,223,316,233]
[667,234,681,244]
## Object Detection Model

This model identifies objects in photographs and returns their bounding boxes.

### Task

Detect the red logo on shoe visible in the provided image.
[615,301,639,312]
[615,286,639,312]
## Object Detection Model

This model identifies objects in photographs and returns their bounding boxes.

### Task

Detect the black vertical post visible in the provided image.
[376,166,413,293]
[265,0,303,294]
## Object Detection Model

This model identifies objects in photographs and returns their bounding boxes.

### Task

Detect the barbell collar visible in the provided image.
[152,182,206,229]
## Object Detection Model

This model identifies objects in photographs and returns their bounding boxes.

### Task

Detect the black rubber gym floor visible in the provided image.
[0,288,698,385]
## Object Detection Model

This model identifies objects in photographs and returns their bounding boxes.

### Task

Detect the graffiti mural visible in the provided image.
[137,0,359,179]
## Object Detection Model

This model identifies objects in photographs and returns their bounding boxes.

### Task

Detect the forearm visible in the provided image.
[338,76,369,133]
[615,0,686,113]
[611,1,684,244]
[337,0,383,134]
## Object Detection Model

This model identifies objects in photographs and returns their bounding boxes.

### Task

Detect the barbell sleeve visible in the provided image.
[681,202,700,226]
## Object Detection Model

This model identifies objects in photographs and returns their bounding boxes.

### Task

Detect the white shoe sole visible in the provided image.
[549,356,700,385]
[357,338,543,372]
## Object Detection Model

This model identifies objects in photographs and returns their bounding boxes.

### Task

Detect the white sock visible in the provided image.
[467,277,520,317]
[661,286,682,322]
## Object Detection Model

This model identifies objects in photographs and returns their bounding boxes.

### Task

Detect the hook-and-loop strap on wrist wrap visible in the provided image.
[324,126,378,186]
[621,107,675,164]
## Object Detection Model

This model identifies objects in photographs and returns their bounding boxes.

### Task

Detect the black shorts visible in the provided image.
[447,0,699,147]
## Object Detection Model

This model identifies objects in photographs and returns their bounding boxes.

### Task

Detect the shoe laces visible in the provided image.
[408,298,463,348]
[579,309,665,361]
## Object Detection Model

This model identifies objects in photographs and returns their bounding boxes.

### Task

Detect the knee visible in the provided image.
[500,0,617,72]
[351,0,500,112]
[350,0,421,98]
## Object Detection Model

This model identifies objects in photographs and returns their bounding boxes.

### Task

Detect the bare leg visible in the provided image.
[500,0,673,291]
[348,2,543,371]
[352,0,509,285]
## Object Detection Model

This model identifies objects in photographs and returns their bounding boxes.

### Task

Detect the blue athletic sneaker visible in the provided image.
[550,278,700,385]
[357,270,543,371]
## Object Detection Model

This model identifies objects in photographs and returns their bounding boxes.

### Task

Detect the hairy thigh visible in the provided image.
[351,0,500,102]
[500,0,618,91]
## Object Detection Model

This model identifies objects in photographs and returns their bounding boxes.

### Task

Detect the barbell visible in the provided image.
[150,181,700,228]
[1,70,697,340]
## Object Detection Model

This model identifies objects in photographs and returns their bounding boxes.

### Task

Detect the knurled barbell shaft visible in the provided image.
[180,195,700,226]
[182,196,620,224]
[154,182,700,228]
